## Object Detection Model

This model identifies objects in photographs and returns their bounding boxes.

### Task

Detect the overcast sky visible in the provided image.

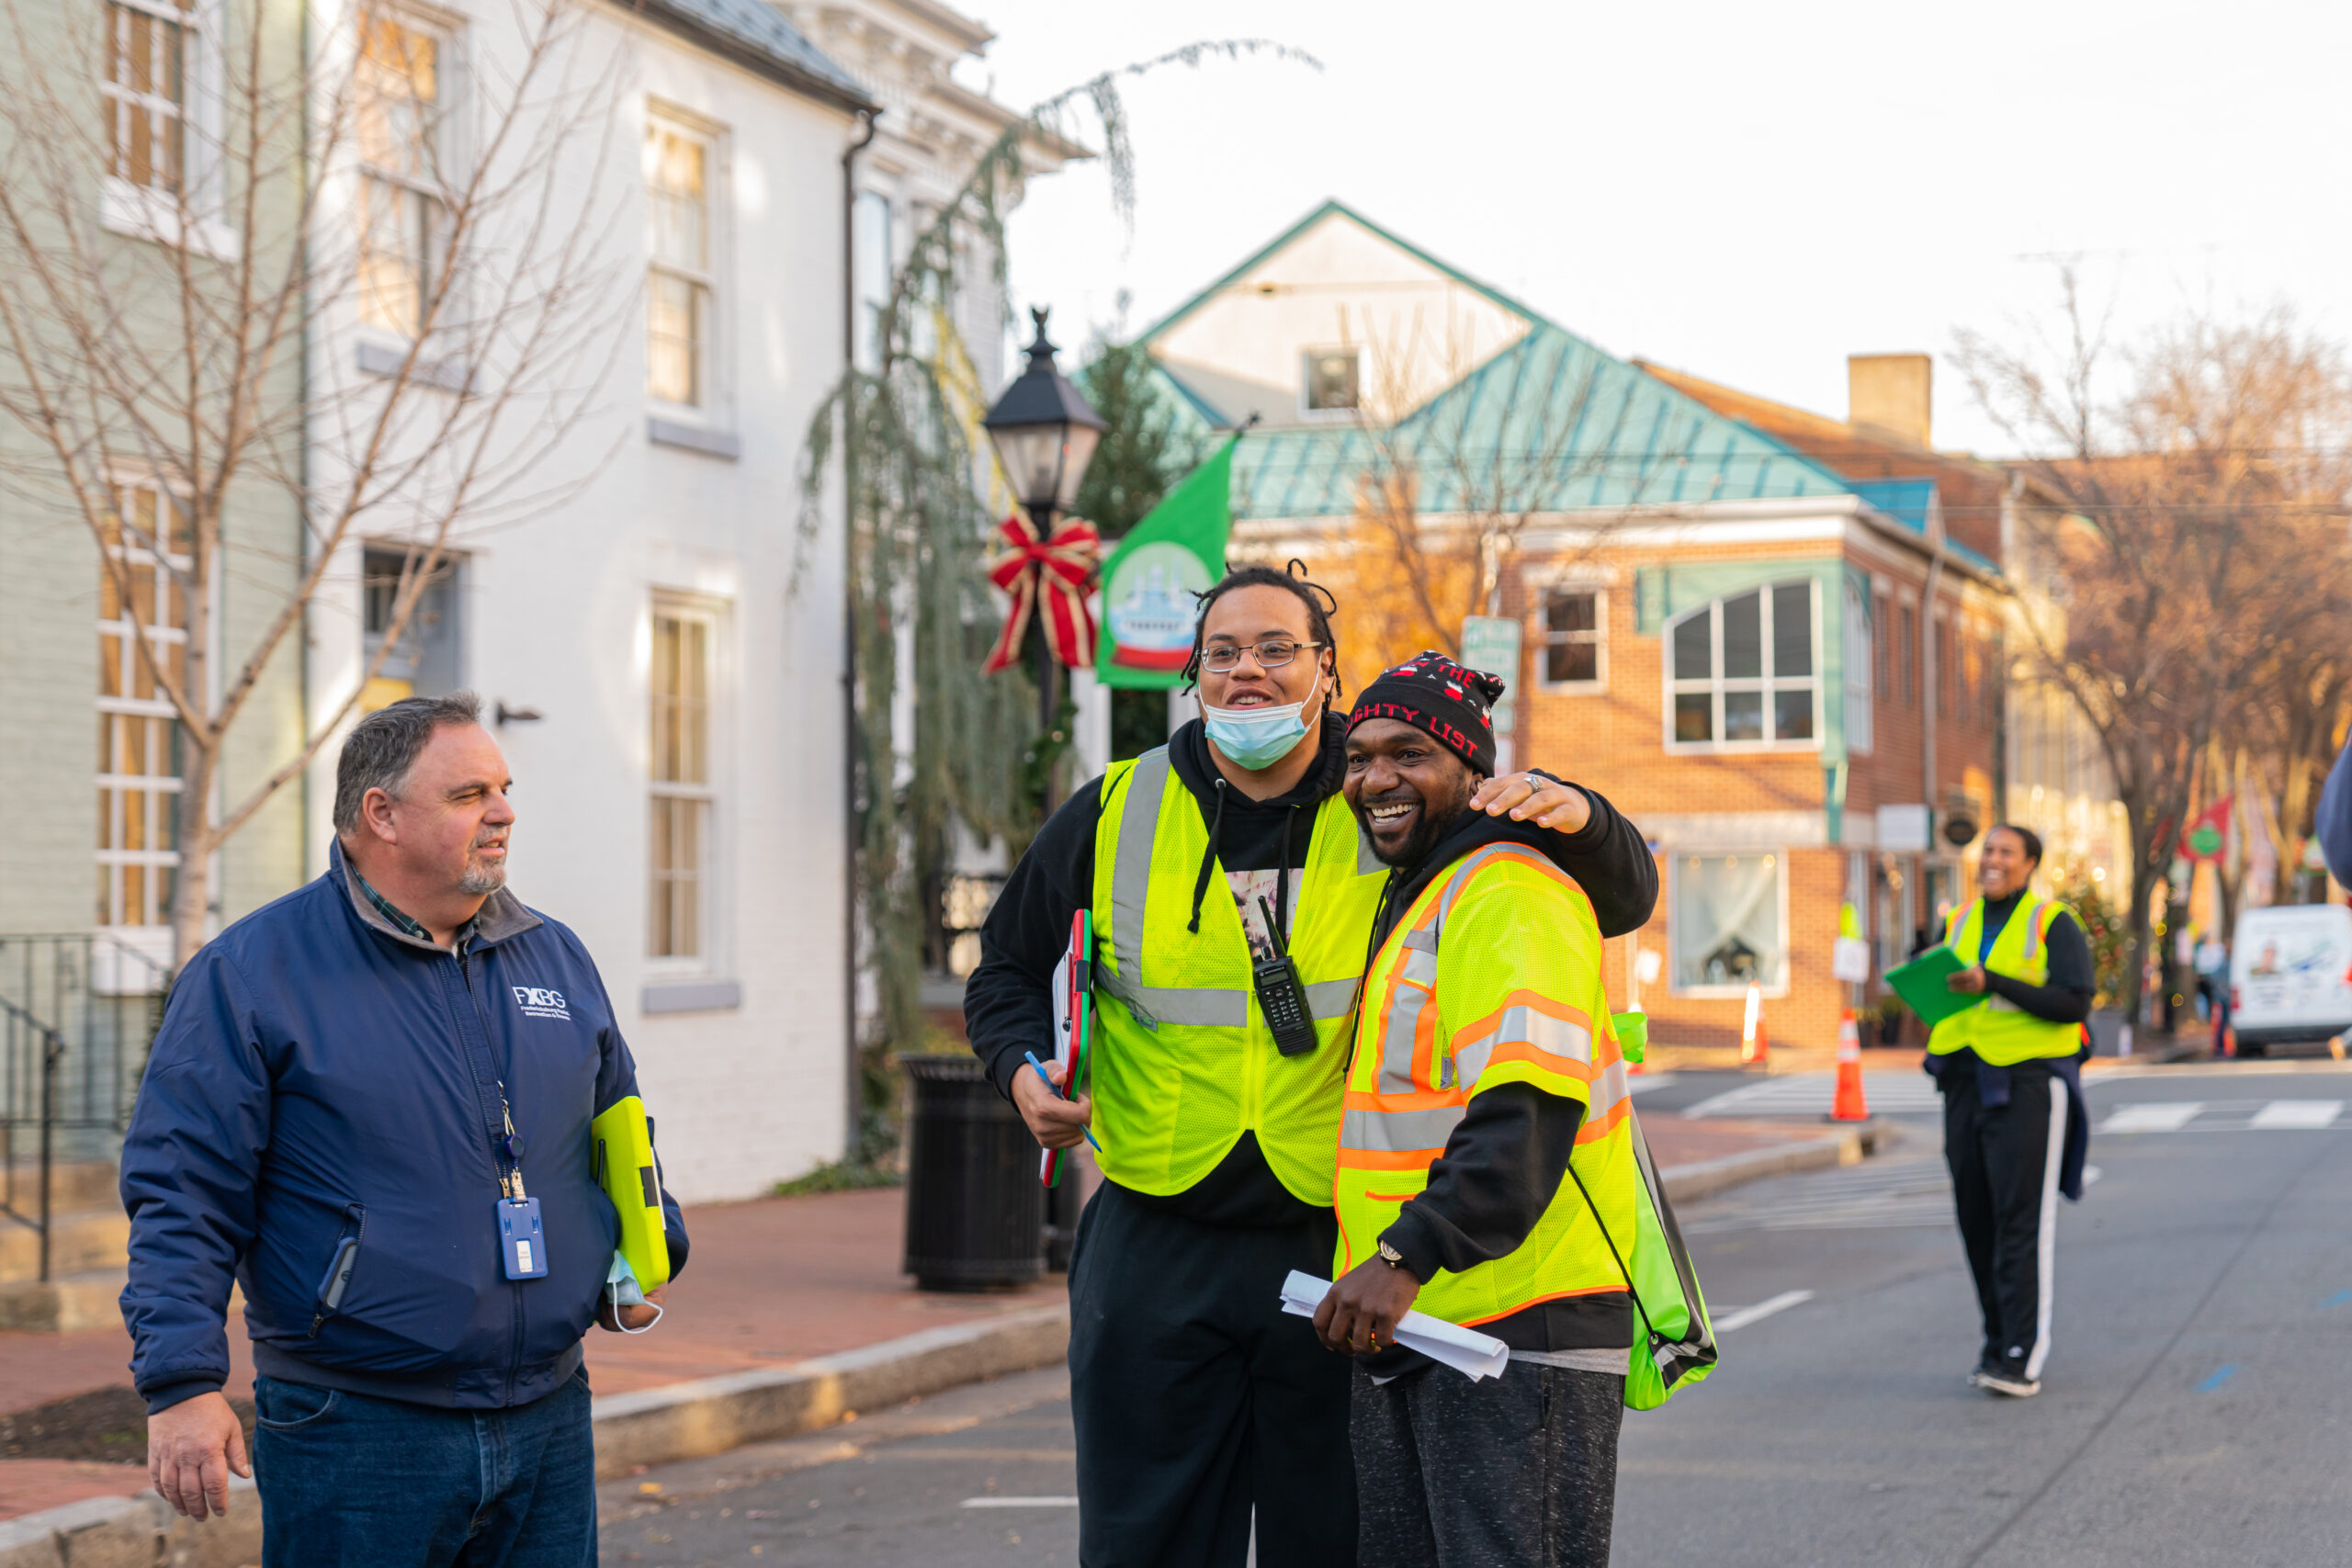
[956,0,2349,457]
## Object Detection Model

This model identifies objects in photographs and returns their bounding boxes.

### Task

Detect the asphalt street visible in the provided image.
[602,1062,2352,1567]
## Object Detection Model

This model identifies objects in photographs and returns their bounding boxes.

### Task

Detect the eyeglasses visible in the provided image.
[1199,639,1323,673]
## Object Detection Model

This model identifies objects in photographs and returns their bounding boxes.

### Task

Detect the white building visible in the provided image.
[300,0,1060,1200]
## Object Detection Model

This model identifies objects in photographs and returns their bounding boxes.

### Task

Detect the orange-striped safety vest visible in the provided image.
[1332,842,1640,1328]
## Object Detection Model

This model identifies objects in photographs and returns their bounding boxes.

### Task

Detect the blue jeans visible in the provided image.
[254,1370,595,1568]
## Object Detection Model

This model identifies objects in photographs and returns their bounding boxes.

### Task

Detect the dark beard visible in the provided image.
[1377,768,1477,871]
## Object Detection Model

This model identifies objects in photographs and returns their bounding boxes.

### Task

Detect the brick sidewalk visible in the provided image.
[0,1118,1824,1520]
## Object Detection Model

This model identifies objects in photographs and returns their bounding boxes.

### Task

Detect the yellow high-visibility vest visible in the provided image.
[1086,747,1387,1204]
[1929,895,2084,1066]
[1333,842,1640,1328]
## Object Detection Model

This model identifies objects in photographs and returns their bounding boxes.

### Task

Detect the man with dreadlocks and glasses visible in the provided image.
[966,561,1657,1567]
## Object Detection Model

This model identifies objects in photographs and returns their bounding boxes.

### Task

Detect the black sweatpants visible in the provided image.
[1067,1180,1354,1568]
[1351,1361,1623,1568]
[1942,1063,2066,1377]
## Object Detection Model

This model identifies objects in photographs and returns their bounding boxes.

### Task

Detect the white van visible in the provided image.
[2230,903,2352,1055]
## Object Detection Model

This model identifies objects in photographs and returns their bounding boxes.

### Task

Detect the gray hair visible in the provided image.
[334,692,485,832]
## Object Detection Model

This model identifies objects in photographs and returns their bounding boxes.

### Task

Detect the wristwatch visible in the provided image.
[1376,1240,1408,1269]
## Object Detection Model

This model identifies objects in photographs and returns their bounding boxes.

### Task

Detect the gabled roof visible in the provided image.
[622,0,876,113]
[1215,321,1861,518]
[1140,201,1859,518]
[1138,197,1539,349]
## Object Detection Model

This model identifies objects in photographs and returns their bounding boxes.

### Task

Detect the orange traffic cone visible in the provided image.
[1832,1008,1869,1122]
[1740,981,1769,1066]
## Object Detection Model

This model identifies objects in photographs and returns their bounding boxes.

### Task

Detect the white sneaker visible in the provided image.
[1977,1367,2041,1398]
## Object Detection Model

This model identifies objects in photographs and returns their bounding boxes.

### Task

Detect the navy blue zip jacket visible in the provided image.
[119,842,687,1414]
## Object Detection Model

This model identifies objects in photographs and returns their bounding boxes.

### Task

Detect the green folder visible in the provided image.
[1883,945,1987,1030]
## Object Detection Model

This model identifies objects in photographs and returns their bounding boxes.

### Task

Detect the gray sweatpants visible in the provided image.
[1351,1360,1624,1568]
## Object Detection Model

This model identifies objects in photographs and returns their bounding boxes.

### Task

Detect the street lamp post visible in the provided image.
[982,307,1104,816]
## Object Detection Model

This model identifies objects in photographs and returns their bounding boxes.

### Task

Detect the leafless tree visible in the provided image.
[1281,322,1701,680]
[1961,275,2352,1023]
[0,0,635,962]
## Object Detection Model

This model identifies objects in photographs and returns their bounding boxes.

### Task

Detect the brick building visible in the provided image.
[1140,202,2011,1049]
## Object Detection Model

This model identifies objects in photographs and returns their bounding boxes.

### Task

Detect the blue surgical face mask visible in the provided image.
[1199,670,1327,771]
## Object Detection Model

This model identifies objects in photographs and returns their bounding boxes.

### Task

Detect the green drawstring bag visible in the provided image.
[1567,1012,1719,1411]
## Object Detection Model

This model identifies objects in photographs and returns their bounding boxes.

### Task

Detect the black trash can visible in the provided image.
[901,1054,1044,1291]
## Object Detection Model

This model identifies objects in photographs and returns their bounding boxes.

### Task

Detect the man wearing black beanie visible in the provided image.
[1315,650,1640,1568]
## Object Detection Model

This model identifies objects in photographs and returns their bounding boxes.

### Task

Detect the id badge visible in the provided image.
[498,1196,548,1280]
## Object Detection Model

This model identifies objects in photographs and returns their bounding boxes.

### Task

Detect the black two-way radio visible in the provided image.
[1254,894,1321,1056]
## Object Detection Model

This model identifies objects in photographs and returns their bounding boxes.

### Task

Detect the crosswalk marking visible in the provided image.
[2251,1099,2344,1130]
[1680,1072,1944,1119]
[2100,1101,2204,1134]
[1712,1290,1814,1333]
[1681,1158,1957,1234]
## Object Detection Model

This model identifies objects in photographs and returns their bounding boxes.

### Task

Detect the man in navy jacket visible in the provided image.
[122,693,687,1566]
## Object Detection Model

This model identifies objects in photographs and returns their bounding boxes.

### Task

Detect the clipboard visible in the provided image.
[1041,908,1094,1188]
[1883,944,1986,1031]
[591,1095,672,1291]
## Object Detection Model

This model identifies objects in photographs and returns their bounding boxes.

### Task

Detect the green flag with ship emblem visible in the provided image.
[1094,436,1237,689]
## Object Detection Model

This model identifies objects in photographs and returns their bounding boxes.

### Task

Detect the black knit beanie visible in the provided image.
[1346,650,1507,776]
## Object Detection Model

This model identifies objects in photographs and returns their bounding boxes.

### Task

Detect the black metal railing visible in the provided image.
[0,933,174,1281]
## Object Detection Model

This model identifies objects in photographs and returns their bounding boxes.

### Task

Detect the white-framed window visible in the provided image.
[1538,587,1605,689]
[103,0,191,195]
[852,189,892,375]
[645,113,716,410]
[1670,851,1788,997]
[1302,347,1359,416]
[1664,581,1819,750]
[96,479,189,932]
[1843,580,1872,755]
[354,11,450,340]
[648,599,717,962]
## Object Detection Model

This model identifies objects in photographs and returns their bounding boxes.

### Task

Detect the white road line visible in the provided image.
[2251,1099,2344,1129]
[962,1496,1080,1508]
[1711,1290,1815,1333]
[1681,1073,1943,1119]
[2100,1101,2203,1134]
[1625,1072,1679,1096]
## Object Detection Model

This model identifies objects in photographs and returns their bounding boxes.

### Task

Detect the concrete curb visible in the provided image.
[0,1476,260,1568]
[1659,1118,1894,1205]
[590,1304,1070,1479]
[0,1122,1886,1565]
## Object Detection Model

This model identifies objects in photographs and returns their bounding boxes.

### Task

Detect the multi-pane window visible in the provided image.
[1304,348,1359,413]
[1843,581,1872,755]
[1666,581,1817,749]
[355,14,446,338]
[649,605,713,959]
[646,119,713,407]
[96,482,189,931]
[1539,588,1604,687]
[1898,602,1917,705]
[1672,852,1785,993]
[103,0,190,194]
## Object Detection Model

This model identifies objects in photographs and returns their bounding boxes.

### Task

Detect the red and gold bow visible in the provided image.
[983,513,1099,674]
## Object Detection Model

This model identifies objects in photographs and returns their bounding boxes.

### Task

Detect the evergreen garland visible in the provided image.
[800,44,1317,1058]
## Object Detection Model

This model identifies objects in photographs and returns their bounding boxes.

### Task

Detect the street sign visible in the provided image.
[1877,804,1931,852]
[1460,615,1521,735]
[1831,938,1872,983]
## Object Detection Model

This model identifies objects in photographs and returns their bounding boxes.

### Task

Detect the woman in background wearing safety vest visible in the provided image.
[963,562,1657,1568]
[1932,823,2094,1400]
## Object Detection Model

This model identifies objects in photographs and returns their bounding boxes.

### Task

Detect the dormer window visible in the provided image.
[1304,348,1359,414]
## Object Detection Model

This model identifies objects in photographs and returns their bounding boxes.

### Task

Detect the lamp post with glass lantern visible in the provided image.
[982,307,1104,815]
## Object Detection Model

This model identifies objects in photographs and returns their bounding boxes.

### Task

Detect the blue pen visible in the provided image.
[1025,1050,1102,1152]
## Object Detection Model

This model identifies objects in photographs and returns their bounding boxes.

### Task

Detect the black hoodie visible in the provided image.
[963,713,1657,1229]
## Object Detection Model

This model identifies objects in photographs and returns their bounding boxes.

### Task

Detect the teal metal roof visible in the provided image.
[1145,200,1863,520]
[1156,321,1859,519]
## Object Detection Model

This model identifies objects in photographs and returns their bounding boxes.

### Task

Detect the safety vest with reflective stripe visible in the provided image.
[1334,842,1641,1329]
[1087,747,1388,1205]
[1928,894,2083,1066]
